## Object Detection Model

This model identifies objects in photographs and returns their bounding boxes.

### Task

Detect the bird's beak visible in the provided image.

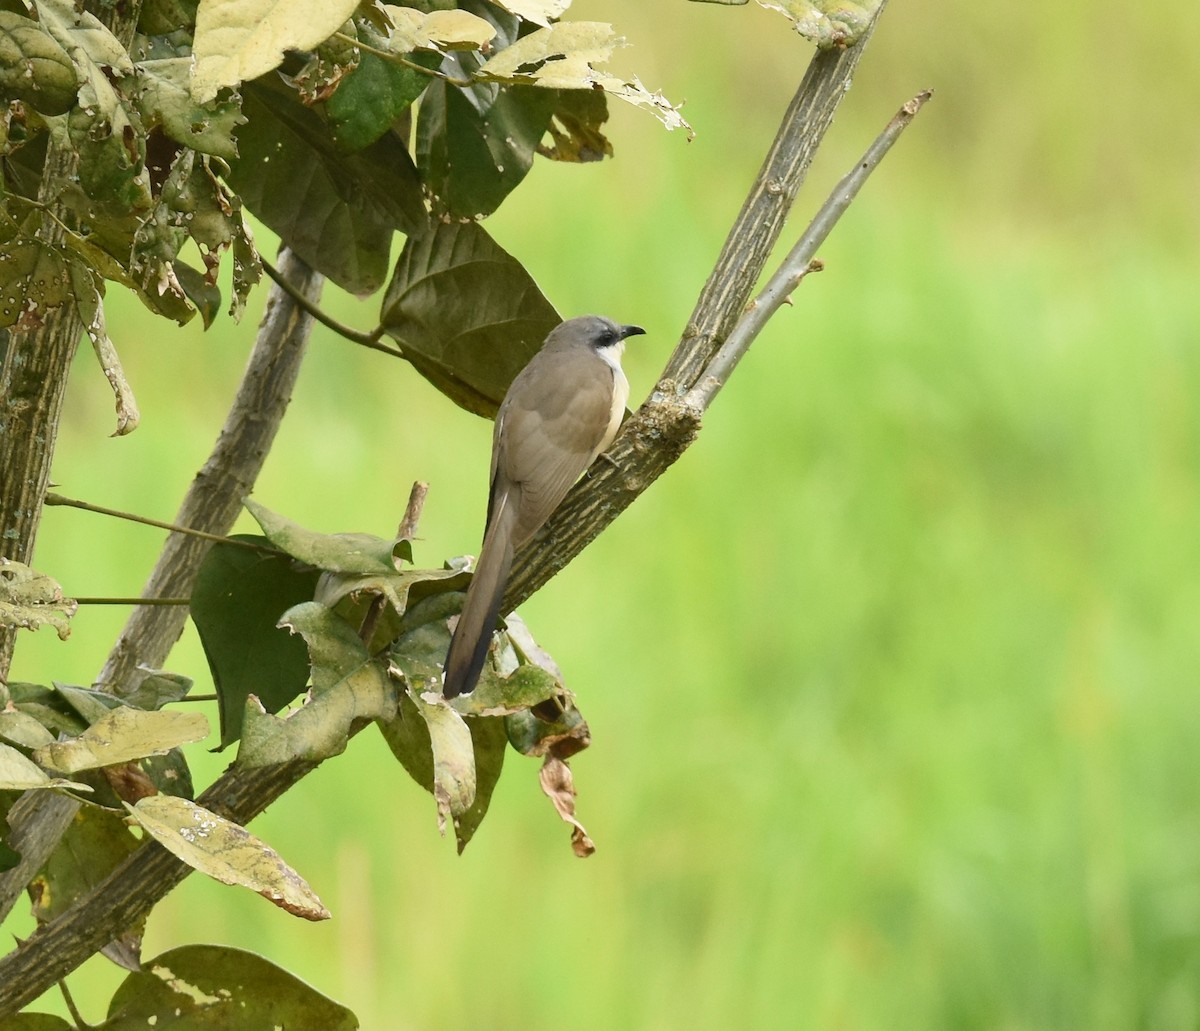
[620,325,646,340]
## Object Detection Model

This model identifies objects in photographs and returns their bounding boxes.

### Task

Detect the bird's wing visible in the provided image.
[497,350,618,546]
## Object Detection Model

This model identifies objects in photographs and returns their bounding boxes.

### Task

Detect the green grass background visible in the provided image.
[9,0,1200,1027]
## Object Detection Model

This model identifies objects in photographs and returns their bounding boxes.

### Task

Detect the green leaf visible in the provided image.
[190,0,360,103]
[237,602,396,767]
[0,1014,73,1030]
[125,796,331,920]
[28,806,144,967]
[325,38,438,153]
[416,59,557,217]
[756,0,877,47]
[380,219,560,417]
[190,534,320,748]
[0,223,72,330]
[0,10,79,115]
[33,0,134,76]
[244,499,407,574]
[104,945,357,1029]
[122,669,193,711]
[32,706,209,774]
[225,77,425,294]
[126,56,244,159]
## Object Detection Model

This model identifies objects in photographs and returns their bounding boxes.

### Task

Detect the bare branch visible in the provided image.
[686,88,933,411]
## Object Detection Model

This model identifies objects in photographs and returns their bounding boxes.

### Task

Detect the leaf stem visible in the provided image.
[333,31,474,87]
[43,493,274,553]
[259,255,402,358]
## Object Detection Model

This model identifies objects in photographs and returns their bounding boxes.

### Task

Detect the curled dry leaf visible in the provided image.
[0,559,77,641]
[126,795,330,920]
[539,756,595,858]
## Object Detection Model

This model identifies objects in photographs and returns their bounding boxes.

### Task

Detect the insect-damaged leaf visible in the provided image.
[105,945,357,1029]
[0,560,76,639]
[237,602,396,768]
[190,0,360,103]
[0,10,79,116]
[125,795,330,920]
[244,499,411,573]
[414,0,556,218]
[225,77,424,295]
[756,0,878,47]
[380,220,560,418]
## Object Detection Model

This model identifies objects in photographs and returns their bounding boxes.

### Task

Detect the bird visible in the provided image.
[441,315,645,699]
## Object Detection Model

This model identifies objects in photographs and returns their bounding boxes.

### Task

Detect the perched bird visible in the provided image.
[442,315,645,699]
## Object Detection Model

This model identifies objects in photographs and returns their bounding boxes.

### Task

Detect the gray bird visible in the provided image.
[442,315,645,699]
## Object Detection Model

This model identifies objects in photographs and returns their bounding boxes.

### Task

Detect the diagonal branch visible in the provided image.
[0,5,924,1016]
[95,248,322,697]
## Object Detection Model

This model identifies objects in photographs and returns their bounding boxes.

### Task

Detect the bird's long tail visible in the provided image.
[442,492,518,698]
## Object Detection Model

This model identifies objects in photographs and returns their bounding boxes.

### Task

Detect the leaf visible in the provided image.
[125,795,330,920]
[479,22,690,134]
[237,602,397,767]
[0,709,56,749]
[190,534,320,748]
[104,945,358,1029]
[28,806,145,968]
[416,48,558,218]
[0,10,79,116]
[0,743,91,792]
[0,559,77,639]
[122,669,193,711]
[190,0,361,103]
[33,706,209,774]
[69,260,141,436]
[244,499,407,574]
[33,0,134,76]
[0,1014,73,1030]
[489,0,573,26]
[225,77,425,294]
[325,33,439,153]
[384,6,497,51]
[756,0,877,47]
[539,756,594,857]
[409,687,475,834]
[539,88,612,162]
[0,226,72,331]
[505,694,591,758]
[380,219,560,417]
[126,56,244,160]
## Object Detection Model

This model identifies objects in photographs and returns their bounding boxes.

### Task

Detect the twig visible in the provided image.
[332,31,474,87]
[259,255,401,357]
[44,493,273,553]
[73,597,191,606]
[397,481,430,541]
[59,979,91,1030]
[686,89,933,411]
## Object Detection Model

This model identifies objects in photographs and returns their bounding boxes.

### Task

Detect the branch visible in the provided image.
[95,247,322,697]
[686,88,933,412]
[0,6,918,1015]
[504,2,894,611]
[0,484,433,1018]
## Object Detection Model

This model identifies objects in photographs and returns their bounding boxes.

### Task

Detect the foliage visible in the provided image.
[0,0,707,1022]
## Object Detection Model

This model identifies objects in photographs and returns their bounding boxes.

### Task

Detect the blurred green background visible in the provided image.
[9,0,1200,1027]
